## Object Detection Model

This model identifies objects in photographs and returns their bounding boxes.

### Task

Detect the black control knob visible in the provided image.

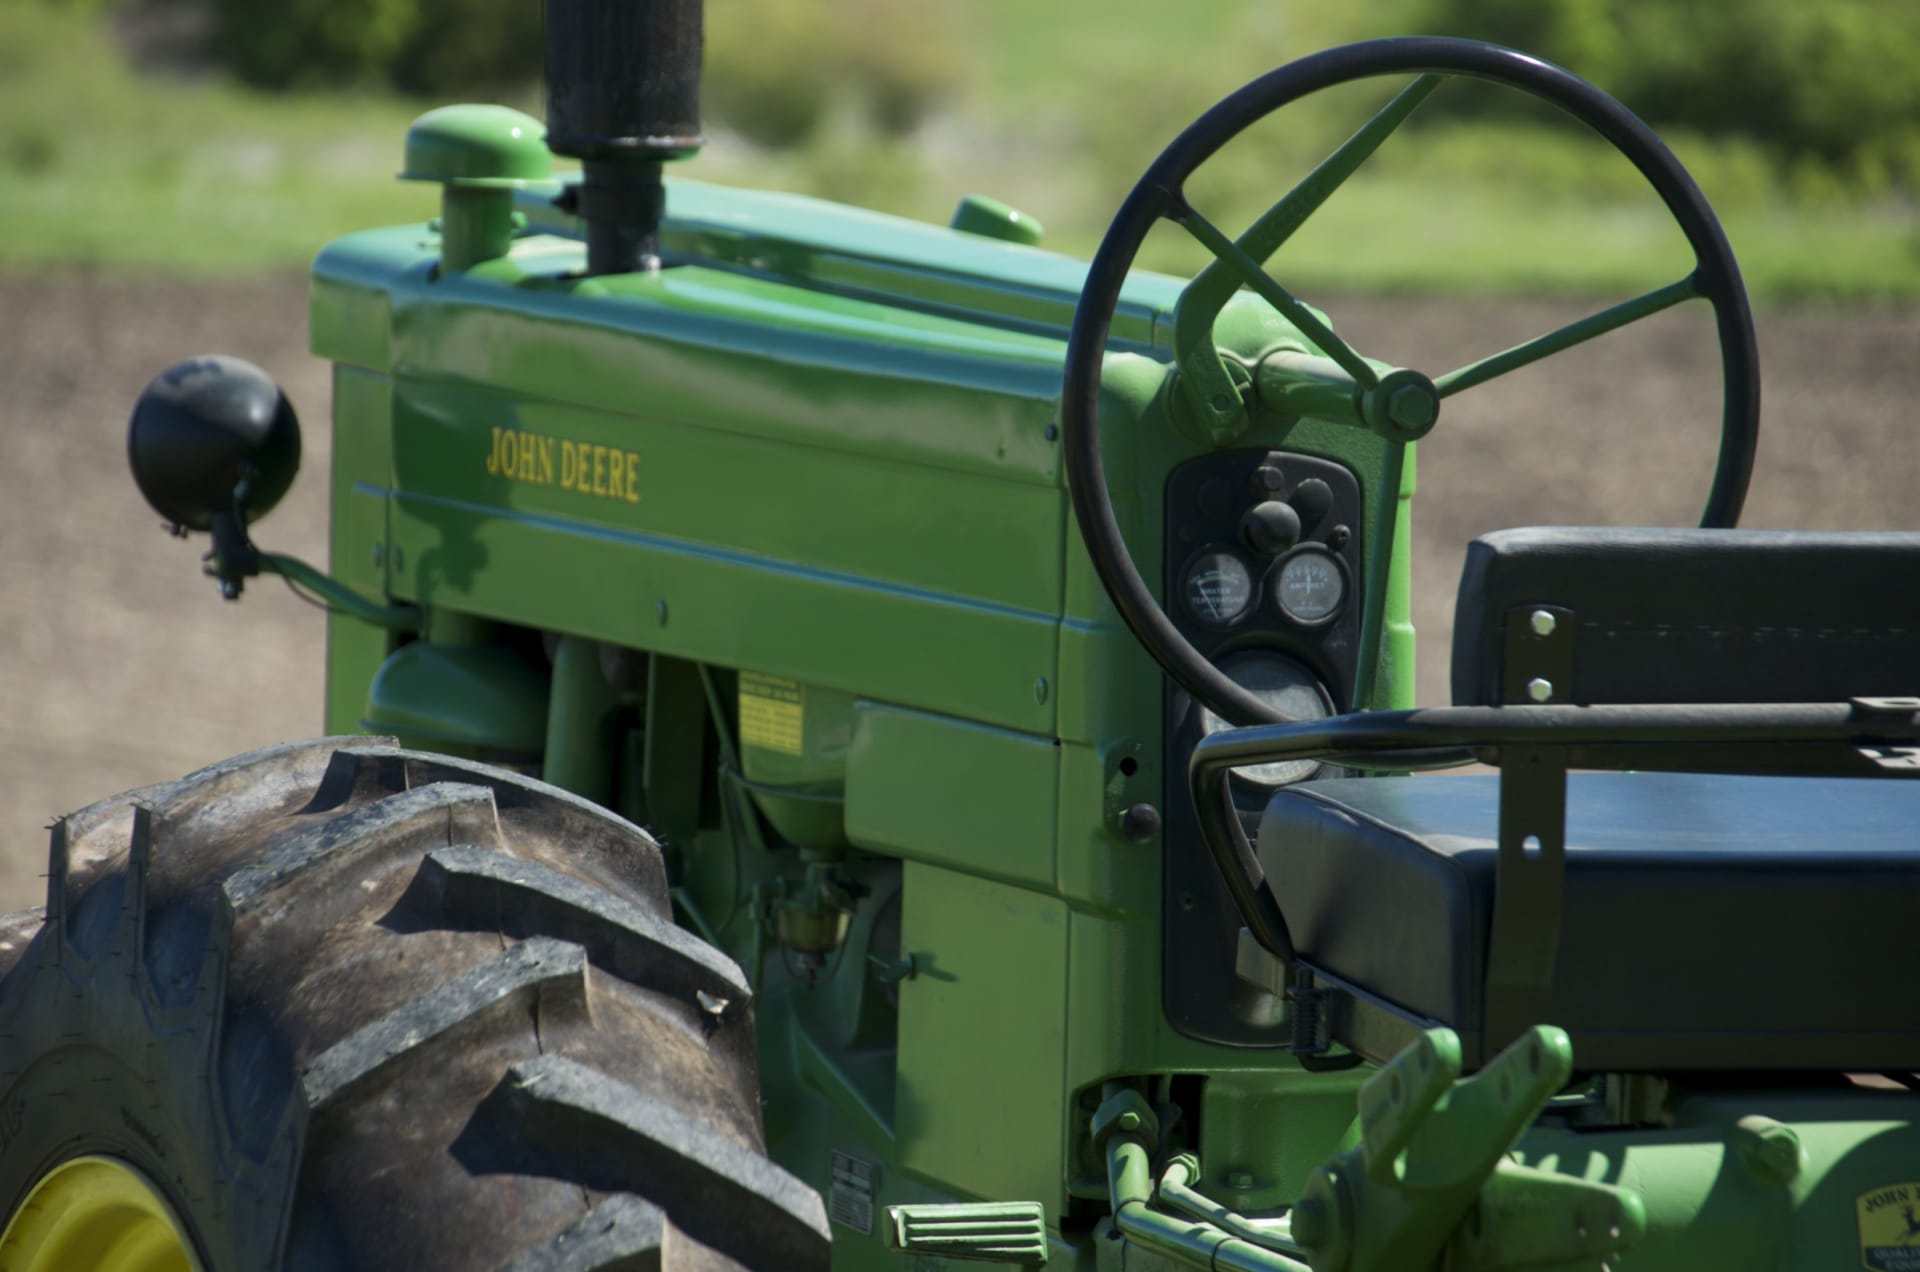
[1289,477,1333,531]
[1241,500,1302,555]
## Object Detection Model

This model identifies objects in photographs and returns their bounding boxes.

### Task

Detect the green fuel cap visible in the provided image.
[400,104,553,188]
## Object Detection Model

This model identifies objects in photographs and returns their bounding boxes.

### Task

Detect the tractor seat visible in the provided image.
[1252,526,1920,1072]
[1257,771,1920,1072]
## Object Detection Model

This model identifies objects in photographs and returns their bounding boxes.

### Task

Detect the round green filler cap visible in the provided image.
[949,194,1044,246]
[401,104,552,188]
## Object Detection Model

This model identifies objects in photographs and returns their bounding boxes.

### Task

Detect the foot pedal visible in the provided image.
[885,1201,1048,1265]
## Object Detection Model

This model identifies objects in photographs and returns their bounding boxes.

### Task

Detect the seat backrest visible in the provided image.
[1451,527,1920,706]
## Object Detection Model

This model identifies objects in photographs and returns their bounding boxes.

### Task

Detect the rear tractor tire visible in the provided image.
[0,738,830,1270]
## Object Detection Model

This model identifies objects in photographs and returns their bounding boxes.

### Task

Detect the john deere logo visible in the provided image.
[485,426,641,505]
[1857,1183,1920,1270]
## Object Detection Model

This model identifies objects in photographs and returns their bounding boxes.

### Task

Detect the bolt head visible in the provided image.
[1530,609,1557,636]
[1526,677,1554,703]
[1116,1110,1141,1132]
[1759,1136,1801,1179]
[1736,1115,1803,1183]
[1119,803,1161,845]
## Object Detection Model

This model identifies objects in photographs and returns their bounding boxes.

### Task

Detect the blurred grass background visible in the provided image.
[0,0,1915,902]
[2,0,1917,298]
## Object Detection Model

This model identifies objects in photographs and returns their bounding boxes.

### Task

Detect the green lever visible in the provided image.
[1288,1025,1642,1271]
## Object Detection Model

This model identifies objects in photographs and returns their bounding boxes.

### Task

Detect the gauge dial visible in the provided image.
[1275,548,1346,625]
[1197,652,1332,786]
[1183,552,1253,628]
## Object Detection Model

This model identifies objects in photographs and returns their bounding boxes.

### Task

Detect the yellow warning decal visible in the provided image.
[1857,1182,1920,1270]
[739,672,805,756]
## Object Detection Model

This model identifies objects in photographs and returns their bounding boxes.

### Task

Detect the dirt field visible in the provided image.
[2,272,1915,913]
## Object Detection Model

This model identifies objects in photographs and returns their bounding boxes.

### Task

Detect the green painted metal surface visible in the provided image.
[322,366,396,736]
[895,861,1071,1211]
[289,100,1912,1272]
[542,634,621,804]
[1507,1094,1920,1271]
[845,706,1059,892]
[360,641,547,756]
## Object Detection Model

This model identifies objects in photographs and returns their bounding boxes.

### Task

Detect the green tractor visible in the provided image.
[5,3,1917,1269]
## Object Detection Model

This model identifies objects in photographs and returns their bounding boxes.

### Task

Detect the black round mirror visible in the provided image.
[128,356,301,532]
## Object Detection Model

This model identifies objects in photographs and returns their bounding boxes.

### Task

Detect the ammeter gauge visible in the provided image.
[1274,547,1346,626]
[1183,551,1253,628]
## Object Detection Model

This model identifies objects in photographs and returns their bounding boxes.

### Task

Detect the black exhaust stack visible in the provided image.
[545,0,703,276]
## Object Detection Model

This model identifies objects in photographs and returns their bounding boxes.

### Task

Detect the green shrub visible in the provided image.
[206,0,410,89]
[203,0,539,94]
[0,0,132,174]
[704,0,968,148]
[1410,0,1920,186]
[196,0,961,140]
[388,0,544,97]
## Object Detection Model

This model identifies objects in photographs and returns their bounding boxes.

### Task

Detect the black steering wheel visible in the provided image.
[1061,37,1759,731]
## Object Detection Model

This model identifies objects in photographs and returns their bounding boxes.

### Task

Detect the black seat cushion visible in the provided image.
[1259,772,1920,1071]
[1452,528,1920,706]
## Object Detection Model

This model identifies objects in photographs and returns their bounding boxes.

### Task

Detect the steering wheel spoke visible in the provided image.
[1434,275,1703,398]
[1244,73,1445,264]
[1174,203,1381,391]
[1170,75,1445,436]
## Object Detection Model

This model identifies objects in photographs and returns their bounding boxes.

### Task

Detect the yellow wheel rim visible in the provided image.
[0,1156,203,1272]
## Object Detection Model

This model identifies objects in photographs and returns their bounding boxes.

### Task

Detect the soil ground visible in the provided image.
[2,272,1915,912]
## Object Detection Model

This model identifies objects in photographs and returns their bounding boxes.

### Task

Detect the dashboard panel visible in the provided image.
[1160,448,1363,1046]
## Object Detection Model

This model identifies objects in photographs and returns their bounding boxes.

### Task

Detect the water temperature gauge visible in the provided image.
[1182,551,1253,628]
